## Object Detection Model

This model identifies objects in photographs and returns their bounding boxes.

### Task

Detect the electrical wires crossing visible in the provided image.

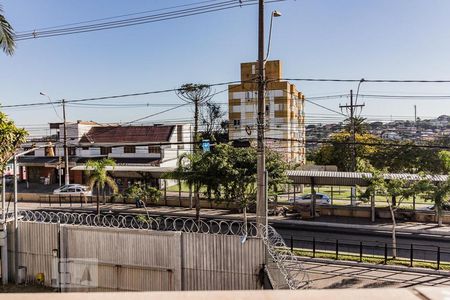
[15,0,284,41]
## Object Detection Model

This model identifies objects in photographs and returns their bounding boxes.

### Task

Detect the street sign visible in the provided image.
[202,139,210,152]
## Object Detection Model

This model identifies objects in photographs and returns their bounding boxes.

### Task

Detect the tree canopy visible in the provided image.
[0,5,15,55]
[0,112,28,173]
[167,143,289,218]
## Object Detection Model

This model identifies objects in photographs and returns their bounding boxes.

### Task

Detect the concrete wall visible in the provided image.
[8,222,264,291]
[7,222,58,285]
[317,205,450,223]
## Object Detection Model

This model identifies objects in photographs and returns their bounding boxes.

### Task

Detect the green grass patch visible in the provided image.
[292,248,450,271]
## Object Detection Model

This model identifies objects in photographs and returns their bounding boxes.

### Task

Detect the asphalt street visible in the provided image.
[274,225,450,262]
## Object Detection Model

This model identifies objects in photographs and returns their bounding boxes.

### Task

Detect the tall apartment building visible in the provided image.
[228,60,306,164]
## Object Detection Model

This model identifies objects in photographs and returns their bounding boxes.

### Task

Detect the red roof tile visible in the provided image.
[79,125,175,144]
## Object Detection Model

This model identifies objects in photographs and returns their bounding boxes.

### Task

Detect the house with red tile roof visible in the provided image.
[18,121,192,189]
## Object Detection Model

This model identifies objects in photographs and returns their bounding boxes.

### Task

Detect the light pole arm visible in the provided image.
[265,14,275,62]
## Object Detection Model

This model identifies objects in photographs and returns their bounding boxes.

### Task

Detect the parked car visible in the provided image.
[53,184,92,196]
[289,193,331,205]
[425,203,450,211]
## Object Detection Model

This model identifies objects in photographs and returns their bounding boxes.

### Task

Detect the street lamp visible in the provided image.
[13,143,54,283]
[265,10,282,62]
[256,3,282,235]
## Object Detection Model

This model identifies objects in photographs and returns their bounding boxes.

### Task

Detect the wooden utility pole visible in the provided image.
[256,0,267,231]
[339,90,365,172]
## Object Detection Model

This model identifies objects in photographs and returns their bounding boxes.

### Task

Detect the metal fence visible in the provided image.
[13,210,310,290]
[288,236,450,270]
[38,194,93,207]
[8,221,266,291]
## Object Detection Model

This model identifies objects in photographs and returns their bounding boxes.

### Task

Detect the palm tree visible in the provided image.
[0,5,15,55]
[85,158,118,215]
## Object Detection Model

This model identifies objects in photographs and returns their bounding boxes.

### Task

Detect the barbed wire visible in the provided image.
[260,225,310,289]
[17,210,309,289]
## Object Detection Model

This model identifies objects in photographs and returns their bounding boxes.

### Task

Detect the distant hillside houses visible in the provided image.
[306,115,449,149]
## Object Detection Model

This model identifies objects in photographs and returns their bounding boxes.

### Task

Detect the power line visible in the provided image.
[281,78,450,83]
[0,79,243,109]
[16,0,225,34]
[266,137,450,150]
[304,98,346,116]
[16,0,285,41]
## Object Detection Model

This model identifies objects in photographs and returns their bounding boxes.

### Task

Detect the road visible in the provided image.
[274,223,450,263]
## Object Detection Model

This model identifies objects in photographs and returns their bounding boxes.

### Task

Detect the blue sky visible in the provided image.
[1,0,450,136]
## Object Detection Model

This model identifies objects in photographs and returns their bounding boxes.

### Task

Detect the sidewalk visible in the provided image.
[16,201,450,237]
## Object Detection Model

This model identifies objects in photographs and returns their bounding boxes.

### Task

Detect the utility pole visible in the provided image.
[414,105,417,124]
[193,98,200,152]
[256,0,267,231]
[339,90,365,172]
[62,99,70,185]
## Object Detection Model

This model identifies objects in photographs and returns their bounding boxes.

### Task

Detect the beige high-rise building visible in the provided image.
[228,60,306,164]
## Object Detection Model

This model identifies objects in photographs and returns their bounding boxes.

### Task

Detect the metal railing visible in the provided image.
[288,236,450,270]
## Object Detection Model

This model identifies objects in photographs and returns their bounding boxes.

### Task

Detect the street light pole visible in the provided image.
[13,155,18,283]
[13,145,50,283]
[266,10,282,61]
[1,171,7,284]
[256,0,267,231]
[62,99,70,185]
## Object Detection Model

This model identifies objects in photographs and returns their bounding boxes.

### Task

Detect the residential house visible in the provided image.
[18,121,192,189]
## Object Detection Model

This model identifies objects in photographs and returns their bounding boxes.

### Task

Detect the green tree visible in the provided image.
[418,152,450,226]
[420,178,450,227]
[85,158,118,215]
[201,102,226,142]
[362,171,423,258]
[169,151,210,220]
[124,182,161,205]
[0,112,28,177]
[167,144,289,221]
[372,142,444,174]
[438,151,450,173]
[343,116,368,134]
[0,5,15,55]
[314,131,381,171]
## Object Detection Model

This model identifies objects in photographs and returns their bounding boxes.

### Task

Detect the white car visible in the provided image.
[289,193,331,205]
[53,184,92,196]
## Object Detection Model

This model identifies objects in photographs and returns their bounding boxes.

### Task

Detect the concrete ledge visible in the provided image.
[0,289,436,300]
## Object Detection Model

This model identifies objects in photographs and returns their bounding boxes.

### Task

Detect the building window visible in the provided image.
[100,147,112,155]
[124,146,136,154]
[148,146,161,154]
[68,147,76,156]
[233,119,241,126]
[177,125,183,142]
